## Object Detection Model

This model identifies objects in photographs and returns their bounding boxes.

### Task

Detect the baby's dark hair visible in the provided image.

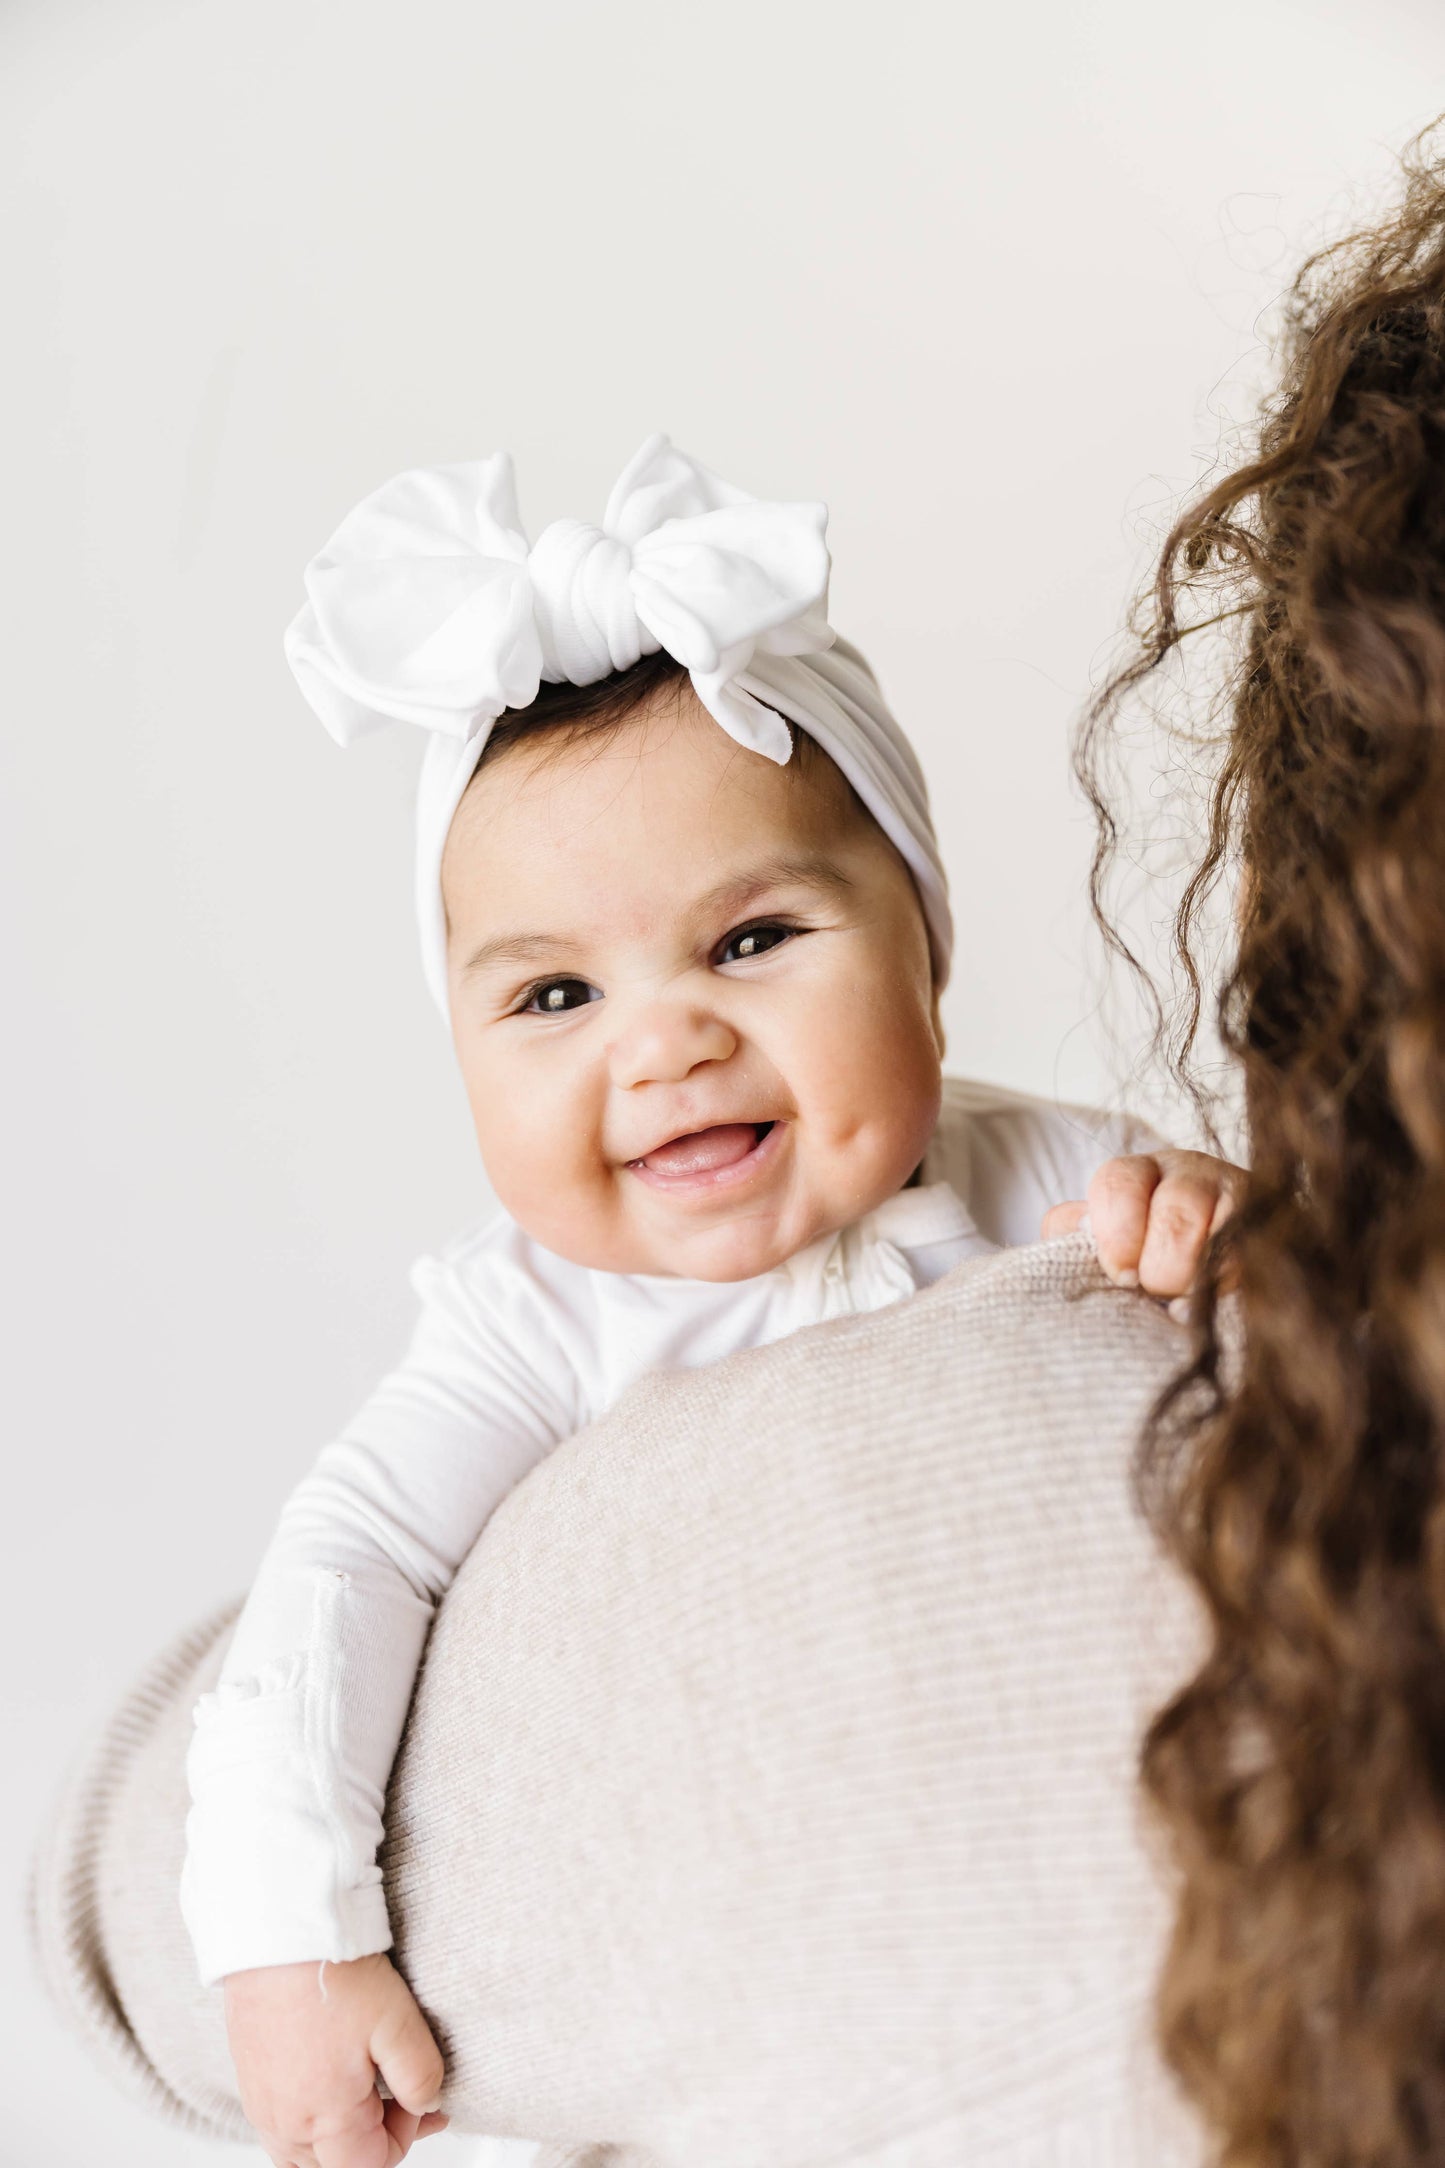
[478,649,689,770]
[473,647,830,780]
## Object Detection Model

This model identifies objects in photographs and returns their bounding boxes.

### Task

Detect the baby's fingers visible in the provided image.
[370,1980,446,2122]
[1135,1173,1227,1298]
[380,2100,428,2156]
[1041,1199,1088,1240]
[311,2094,402,2168]
[1085,1155,1162,1287]
[314,2097,447,2166]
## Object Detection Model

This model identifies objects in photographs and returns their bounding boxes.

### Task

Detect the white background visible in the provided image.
[4,4,1443,2162]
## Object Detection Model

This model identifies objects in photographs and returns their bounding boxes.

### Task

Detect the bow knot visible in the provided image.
[527,519,648,685]
[284,433,833,763]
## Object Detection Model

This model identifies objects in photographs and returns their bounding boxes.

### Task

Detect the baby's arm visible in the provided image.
[1043,1148,1246,1296]
[182,1235,583,2165]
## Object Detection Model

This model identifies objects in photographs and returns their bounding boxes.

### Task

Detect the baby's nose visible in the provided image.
[608,1003,737,1089]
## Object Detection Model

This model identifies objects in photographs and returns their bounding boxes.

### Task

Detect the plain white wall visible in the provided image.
[5,4,1444,2162]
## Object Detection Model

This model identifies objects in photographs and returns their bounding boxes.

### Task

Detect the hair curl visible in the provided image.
[1079,121,1445,2164]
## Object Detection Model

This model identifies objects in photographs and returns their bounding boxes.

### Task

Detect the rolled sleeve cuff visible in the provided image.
[179,1676,394,1987]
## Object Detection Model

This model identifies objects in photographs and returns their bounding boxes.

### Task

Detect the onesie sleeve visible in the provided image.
[933,1078,1171,1252]
[178,1231,584,1986]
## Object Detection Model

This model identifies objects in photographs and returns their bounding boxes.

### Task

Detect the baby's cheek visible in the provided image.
[473,1091,555,1212]
[485,1112,625,1259]
[798,994,940,1182]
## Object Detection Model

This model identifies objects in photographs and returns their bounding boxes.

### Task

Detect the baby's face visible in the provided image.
[442,685,943,1281]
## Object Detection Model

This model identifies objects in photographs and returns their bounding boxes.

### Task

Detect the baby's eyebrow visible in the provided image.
[459,931,580,980]
[693,854,856,921]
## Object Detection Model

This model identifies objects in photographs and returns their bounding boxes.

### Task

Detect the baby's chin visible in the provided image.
[519,1191,882,1284]
[628,1224,813,1284]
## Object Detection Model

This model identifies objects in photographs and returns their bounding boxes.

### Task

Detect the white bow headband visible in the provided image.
[283,433,952,1022]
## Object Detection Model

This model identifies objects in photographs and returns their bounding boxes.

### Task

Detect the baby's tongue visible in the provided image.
[641,1123,759,1176]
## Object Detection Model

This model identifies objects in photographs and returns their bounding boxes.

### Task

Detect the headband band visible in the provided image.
[283,434,953,1021]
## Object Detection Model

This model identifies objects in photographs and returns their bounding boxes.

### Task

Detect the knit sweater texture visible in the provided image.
[27,1232,1209,2166]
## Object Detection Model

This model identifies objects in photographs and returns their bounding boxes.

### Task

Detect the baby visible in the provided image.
[181,436,1240,2168]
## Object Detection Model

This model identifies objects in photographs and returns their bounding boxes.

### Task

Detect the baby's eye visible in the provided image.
[718,922,794,965]
[523,977,599,1016]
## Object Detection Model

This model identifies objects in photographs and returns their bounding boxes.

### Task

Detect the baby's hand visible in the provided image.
[223,1951,448,2168]
[1042,1148,1245,1298]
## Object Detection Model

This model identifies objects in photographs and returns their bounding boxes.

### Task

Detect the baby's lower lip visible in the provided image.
[627,1120,783,1193]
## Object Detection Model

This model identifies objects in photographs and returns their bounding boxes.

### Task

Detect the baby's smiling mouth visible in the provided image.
[627,1121,777,1178]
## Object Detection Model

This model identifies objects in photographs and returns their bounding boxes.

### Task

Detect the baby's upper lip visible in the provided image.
[620,1115,778,1166]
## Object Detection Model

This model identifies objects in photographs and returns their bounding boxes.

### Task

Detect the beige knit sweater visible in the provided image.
[27,1234,1210,2167]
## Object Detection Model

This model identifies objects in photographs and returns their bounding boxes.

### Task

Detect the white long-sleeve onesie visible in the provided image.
[179,1077,1157,1985]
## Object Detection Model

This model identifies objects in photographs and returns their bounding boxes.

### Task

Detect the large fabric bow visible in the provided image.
[283,433,833,765]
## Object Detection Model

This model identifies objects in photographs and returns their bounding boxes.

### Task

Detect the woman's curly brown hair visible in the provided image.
[1078,121,1445,2165]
